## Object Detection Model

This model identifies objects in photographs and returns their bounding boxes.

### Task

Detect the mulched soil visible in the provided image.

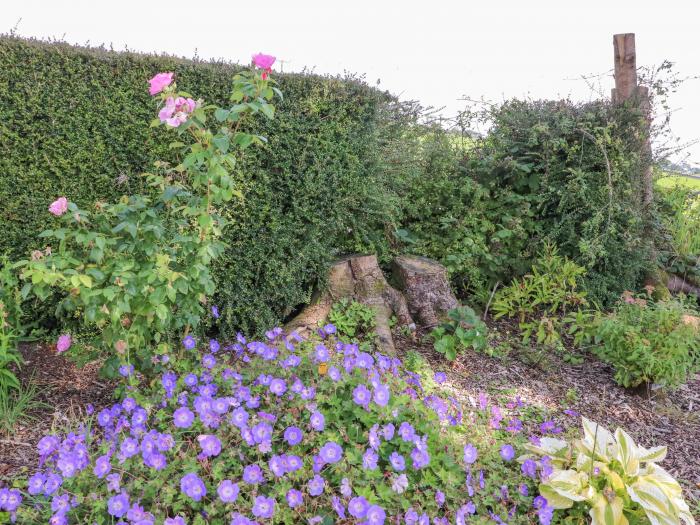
[0,342,113,480]
[394,318,700,511]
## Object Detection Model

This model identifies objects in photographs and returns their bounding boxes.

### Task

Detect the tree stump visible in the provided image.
[286,255,413,354]
[392,255,459,328]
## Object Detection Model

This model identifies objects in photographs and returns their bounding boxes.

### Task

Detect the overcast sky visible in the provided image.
[6,0,700,164]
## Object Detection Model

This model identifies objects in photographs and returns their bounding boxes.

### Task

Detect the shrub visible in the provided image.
[520,417,695,525]
[589,293,700,389]
[328,299,377,341]
[429,306,488,360]
[491,245,588,348]
[18,64,278,377]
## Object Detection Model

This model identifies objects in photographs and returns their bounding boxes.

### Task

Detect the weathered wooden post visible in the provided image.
[612,33,653,213]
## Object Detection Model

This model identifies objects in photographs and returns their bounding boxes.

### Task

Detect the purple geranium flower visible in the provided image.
[286,489,303,508]
[252,495,275,519]
[319,442,343,464]
[107,493,129,518]
[463,443,478,464]
[182,335,196,350]
[348,496,369,519]
[284,426,303,446]
[500,444,515,461]
[243,464,264,484]
[217,480,239,503]
[353,384,372,408]
[308,474,325,496]
[373,383,390,407]
[180,473,207,501]
[310,411,325,431]
[389,451,405,471]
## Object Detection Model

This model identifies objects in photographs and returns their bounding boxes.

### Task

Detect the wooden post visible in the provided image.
[612,33,654,215]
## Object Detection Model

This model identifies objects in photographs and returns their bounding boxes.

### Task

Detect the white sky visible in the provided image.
[5,0,700,163]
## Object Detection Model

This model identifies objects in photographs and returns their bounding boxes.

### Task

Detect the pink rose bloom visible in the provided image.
[56,334,72,354]
[252,53,276,70]
[49,197,68,216]
[159,96,198,127]
[148,72,174,96]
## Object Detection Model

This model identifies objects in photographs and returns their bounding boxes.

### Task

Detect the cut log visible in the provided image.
[286,255,414,354]
[392,255,459,328]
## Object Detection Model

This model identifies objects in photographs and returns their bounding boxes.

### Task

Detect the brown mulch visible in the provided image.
[394,320,700,509]
[0,342,113,479]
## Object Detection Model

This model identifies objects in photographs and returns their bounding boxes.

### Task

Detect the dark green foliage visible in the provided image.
[396,100,651,306]
[0,36,397,336]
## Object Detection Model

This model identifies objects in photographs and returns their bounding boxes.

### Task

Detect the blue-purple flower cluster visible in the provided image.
[11,322,563,524]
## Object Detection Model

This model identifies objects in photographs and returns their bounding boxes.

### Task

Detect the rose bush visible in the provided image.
[19,58,281,377]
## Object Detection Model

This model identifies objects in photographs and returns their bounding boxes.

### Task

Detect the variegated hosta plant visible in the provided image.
[520,417,694,525]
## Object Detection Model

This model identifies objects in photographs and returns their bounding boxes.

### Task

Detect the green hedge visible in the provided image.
[0,36,397,335]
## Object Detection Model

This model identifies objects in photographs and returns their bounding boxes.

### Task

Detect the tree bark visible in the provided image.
[392,255,459,328]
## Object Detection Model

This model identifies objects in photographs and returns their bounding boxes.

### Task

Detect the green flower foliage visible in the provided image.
[0,36,398,337]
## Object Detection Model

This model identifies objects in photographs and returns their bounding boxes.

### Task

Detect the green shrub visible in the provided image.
[429,306,488,360]
[492,245,589,348]
[0,258,23,394]
[589,294,700,389]
[328,299,376,341]
[0,36,398,337]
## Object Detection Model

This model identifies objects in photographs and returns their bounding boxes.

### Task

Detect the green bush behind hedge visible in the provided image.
[0,36,397,335]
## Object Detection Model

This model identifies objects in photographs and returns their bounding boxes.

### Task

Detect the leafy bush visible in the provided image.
[492,245,588,348]
[521,417,695,525]
[0,36,398,337]
[18,64,278,377]
[465,99,651,306]
[430,306,488,360]
[589,294,700,389]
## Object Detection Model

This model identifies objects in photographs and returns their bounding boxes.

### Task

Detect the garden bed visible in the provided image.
[394,321,700,511]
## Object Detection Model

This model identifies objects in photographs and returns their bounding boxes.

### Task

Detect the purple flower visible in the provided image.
[97,409,112,427]
[390,451,405,471]
[180,473,207,501]
[340,477,352,497]
[197,434,221,457]
[382,423,395,440]
[310,411,325,431]
[362,448,378,470]
[391,473,409,493]
[308,474,325,496]
[434,372,447,384]
[319,442,343,464]
[500,444,515,461]
[519,483,529,496]
[209,339,220,353]
[373,383,390,407]
[165,517,186,525]
[353,384,372,408]
[211,305,220,319]
[37,435,60,456]
[28,473,46,495]
[107,493,129,518]
[252,495,275,519]
[202,354,216,369]
[436,490,445,507]
[2,489,22,512]
[284,426,303,446]
[286,489,303,508]
[521,458,537,478]
[366,504,386,525]
[314,344,329,362]
[93,454,112,478]
[243,464,264,484]
[217,480,239,503]
[182,335,196,350]
[398,422,415,441]
[463,443,478,464]
[323,323,336,334]
[348,496,369,518]
[411,447,430,469]
[269,378,287,396]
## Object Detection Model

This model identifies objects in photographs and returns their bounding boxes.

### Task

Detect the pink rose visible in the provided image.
[158,96,198,127]
[252,53,276,70]
[49,197,68,216]
[148,72,174,96]
[56,334,72,354]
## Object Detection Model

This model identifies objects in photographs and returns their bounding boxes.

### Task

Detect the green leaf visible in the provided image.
[214,108,230,122]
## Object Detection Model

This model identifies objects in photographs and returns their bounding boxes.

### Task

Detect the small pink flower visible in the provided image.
[49,197,68,216]
[252,53,276,70]
[56,334,72,354]
[148,72,174,96]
